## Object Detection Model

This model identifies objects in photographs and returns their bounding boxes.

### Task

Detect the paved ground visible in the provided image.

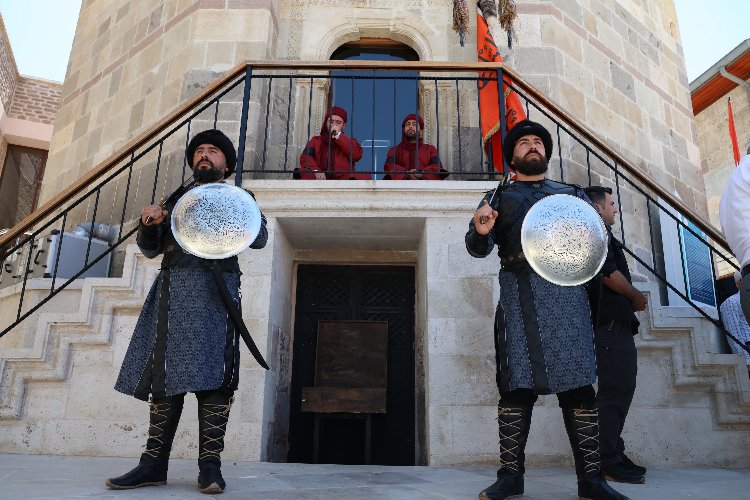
[1,454,748,499]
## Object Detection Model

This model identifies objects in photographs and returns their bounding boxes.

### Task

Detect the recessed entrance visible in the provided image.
[287,264,416,465]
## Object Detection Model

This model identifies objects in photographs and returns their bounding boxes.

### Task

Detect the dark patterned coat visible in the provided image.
[114,186,268,401]
[465,179,597,395]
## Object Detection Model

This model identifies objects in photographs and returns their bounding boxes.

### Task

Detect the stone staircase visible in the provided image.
[634,280,750,428]
[0,245,160,420]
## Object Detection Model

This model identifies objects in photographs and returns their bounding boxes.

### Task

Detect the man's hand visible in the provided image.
[141,205,168,225]
[630,291,647,312]
[314,171,327,180]
[407,170,423,180]
[473,200,499,236]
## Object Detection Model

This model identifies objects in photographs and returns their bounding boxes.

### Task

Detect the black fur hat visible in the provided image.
[186,129,237,178]
[502,119,554,166]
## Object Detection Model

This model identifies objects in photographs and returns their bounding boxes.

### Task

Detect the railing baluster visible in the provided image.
[304,77,313,172]
[236,66,253,185]
[455,79,462,172]
[213,99,220,128]
[586,148,592,186]
[392,77,396,176]
[119,154,136,240]
[49,215,65,293]
[351,75,355,175]
[557,125,563,182]
[434,78,440,172]
[326,83,333,175]
[148,146,161,205]
[676,217,690,301]
[614,160,625,244]
[646,199,658,272]
[261,76,273,172]
[283,75,292,174]
[372,72,377,177]
[183,121,192,184]
[413,77,418,173]
[497,68,508,175]
[85,189,101,267]
[476,76,486,173]
[16,236,35,321]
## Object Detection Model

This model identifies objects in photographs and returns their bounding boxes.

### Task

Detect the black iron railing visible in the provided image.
[0,61,744,355]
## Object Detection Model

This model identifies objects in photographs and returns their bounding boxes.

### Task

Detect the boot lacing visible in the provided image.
[143,401,172,459]
[498,406,524,473]
[198,396,234,462]
[572,408,601,476]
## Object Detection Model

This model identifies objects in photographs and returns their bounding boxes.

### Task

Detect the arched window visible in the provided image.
[329,39,420,177]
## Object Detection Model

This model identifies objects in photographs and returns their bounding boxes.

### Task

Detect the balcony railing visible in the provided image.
[0,60,745,356]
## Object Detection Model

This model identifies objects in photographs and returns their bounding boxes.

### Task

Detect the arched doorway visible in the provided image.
[328,38,420,179]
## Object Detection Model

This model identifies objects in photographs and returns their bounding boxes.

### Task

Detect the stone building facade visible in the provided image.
[3,0,749,470]
[692,40,750,242]
[0,15,62,231]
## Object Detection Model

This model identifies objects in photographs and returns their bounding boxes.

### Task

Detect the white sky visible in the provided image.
[0,1,747,83]
[674,0,749,82]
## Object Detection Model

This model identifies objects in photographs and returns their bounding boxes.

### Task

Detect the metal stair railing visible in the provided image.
[0,61,743,356]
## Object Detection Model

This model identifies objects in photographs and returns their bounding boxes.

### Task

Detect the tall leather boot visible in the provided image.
[479,403,533,500]
[197,391,234,494]
[561,404,629,500]
[106,395,185,489]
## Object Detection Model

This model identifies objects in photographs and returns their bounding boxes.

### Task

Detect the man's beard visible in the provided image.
[513,153,548,176]
[194,160,224,182]
[404,130,417,141]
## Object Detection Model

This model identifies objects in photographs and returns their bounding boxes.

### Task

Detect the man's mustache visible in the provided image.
[196,158,215,168]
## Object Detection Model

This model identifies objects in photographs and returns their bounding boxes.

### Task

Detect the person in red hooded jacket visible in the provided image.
[297,105,368,180]
[383,114,448,180]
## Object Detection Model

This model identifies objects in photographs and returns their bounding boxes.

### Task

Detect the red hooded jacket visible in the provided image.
[297,107,368,180]
[383,114,448,180]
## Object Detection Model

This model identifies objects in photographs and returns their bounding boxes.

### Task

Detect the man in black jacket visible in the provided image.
[106,129,268,495]
[585,185,647,485]
[468,120,627,500]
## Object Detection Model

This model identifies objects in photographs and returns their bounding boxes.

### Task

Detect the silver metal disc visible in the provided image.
[521,194,608,286]
[171,183,261,259]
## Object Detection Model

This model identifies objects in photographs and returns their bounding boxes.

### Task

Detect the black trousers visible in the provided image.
[500,384,596,408]
[594,320,637,466]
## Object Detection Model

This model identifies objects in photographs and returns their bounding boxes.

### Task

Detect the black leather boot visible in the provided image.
[106,395,184,489]
[561,404,629,500]
[197,391,234,494]
[479,403,533,500]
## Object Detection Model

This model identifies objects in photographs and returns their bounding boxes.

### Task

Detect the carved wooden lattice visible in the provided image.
[288,264,416,465]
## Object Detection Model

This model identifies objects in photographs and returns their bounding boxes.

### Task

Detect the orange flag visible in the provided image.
[729,97,741,167]
[477,8,526,172]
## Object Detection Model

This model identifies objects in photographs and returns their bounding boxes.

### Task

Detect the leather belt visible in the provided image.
[501,251,526,268]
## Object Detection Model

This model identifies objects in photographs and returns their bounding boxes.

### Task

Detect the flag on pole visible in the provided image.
[477,7,526,172]
[729,97,741,167]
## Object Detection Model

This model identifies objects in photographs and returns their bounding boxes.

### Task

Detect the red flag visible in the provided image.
[729,97,741,167]
[477,8,526,172]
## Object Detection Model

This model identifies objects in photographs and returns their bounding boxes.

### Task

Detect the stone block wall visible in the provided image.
[0,15,18,111]
[40,0,279,205]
